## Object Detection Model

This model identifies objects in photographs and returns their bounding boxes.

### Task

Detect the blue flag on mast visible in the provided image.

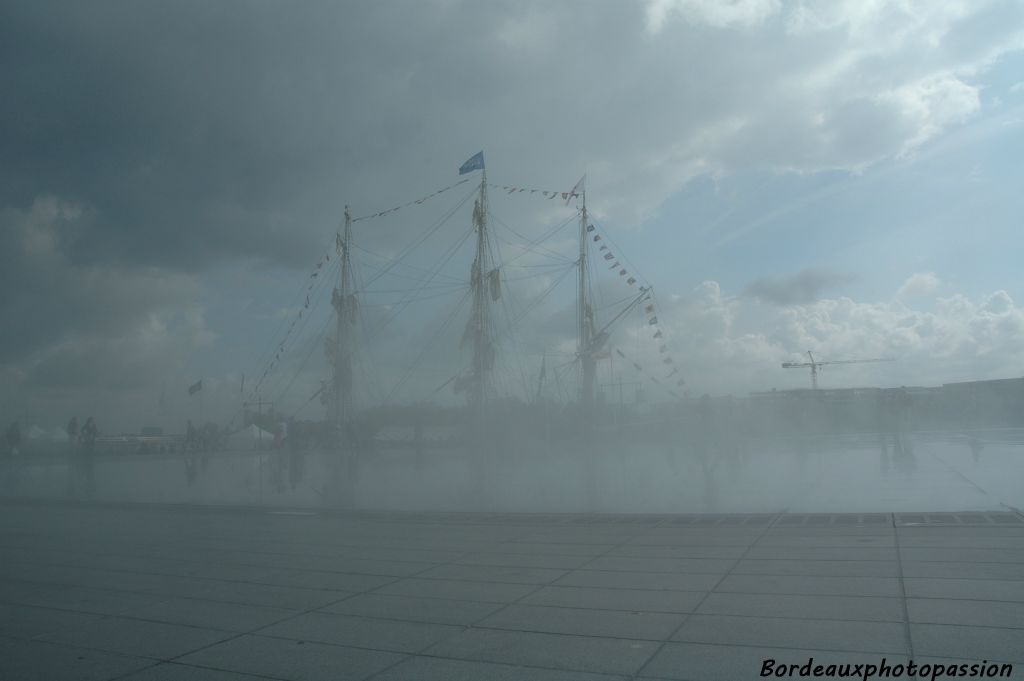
[459,151,485,175]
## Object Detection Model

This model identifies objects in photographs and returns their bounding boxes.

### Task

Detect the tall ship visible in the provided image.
[244,153,684,431]
[232,151,689,506]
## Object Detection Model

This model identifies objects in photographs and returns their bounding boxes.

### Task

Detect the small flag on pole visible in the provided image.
[459,151,485,175]
[566,175,585,205]
[188,380,202,396]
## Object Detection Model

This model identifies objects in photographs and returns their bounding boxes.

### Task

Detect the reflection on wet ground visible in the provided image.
[2,429,1022,513]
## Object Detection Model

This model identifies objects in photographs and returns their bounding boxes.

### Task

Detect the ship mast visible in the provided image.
[331,206,355,433]
[469,170,492,406]
[578,189,596,408]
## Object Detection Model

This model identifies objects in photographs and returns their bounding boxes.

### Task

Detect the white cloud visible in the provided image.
[631,279,1024,397]
[881,74,981,154]
[897,272,940,298]
[646,0,782,31]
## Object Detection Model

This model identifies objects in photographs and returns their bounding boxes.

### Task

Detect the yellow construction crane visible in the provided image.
[782,351,894,390]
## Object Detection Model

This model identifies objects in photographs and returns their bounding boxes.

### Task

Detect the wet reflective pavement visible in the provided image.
[4,430,1024,514]
[1,502,1023,680]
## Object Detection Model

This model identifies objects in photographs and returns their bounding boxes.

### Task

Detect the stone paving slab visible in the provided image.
[906,561,1024,582]
[520,585,707,613]
[909,623,1024,664]
[904,577,1024,601]
[671,614,908,654]
[907,597,1024,628]
[371,655,628,681]
[374,577,539,603]
[2,501,1024,680]
[714,574,902,597]
[0,636,153,681]
[0,602,103,639]
[176,634,405,681]
[257,610,462,653]
[423,628,658,675]
[125,596,299,632]
[695,592,906,622]
[320,592,503,626]
[117,663,276,681]
[477,603,686,640]
[553,569,722,591]
[38,615,234,659]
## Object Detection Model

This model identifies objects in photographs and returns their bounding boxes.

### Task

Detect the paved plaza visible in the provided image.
[1,501,1023,680]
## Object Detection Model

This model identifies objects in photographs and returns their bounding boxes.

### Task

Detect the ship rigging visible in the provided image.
[241,152,687,435]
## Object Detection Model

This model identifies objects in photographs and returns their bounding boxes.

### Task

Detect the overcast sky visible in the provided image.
[2,0,1023,432]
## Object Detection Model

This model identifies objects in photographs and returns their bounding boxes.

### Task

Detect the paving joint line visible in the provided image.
[631,509,786,680]
[892,512,916,660]
[360,517,655,681]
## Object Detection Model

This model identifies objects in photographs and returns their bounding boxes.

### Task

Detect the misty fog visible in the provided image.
[2,1,1023,519]
[6,5,1024,678]
[5,383,1024,514]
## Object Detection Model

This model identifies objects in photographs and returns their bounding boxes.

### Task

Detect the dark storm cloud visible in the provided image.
[2,2,365,270]
[0,199,200,363]
[743,268,856,305]
[0,1,619,271]
[0,0,512,402]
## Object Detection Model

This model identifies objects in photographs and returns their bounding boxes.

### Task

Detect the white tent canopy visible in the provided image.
[227,424,275,449]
